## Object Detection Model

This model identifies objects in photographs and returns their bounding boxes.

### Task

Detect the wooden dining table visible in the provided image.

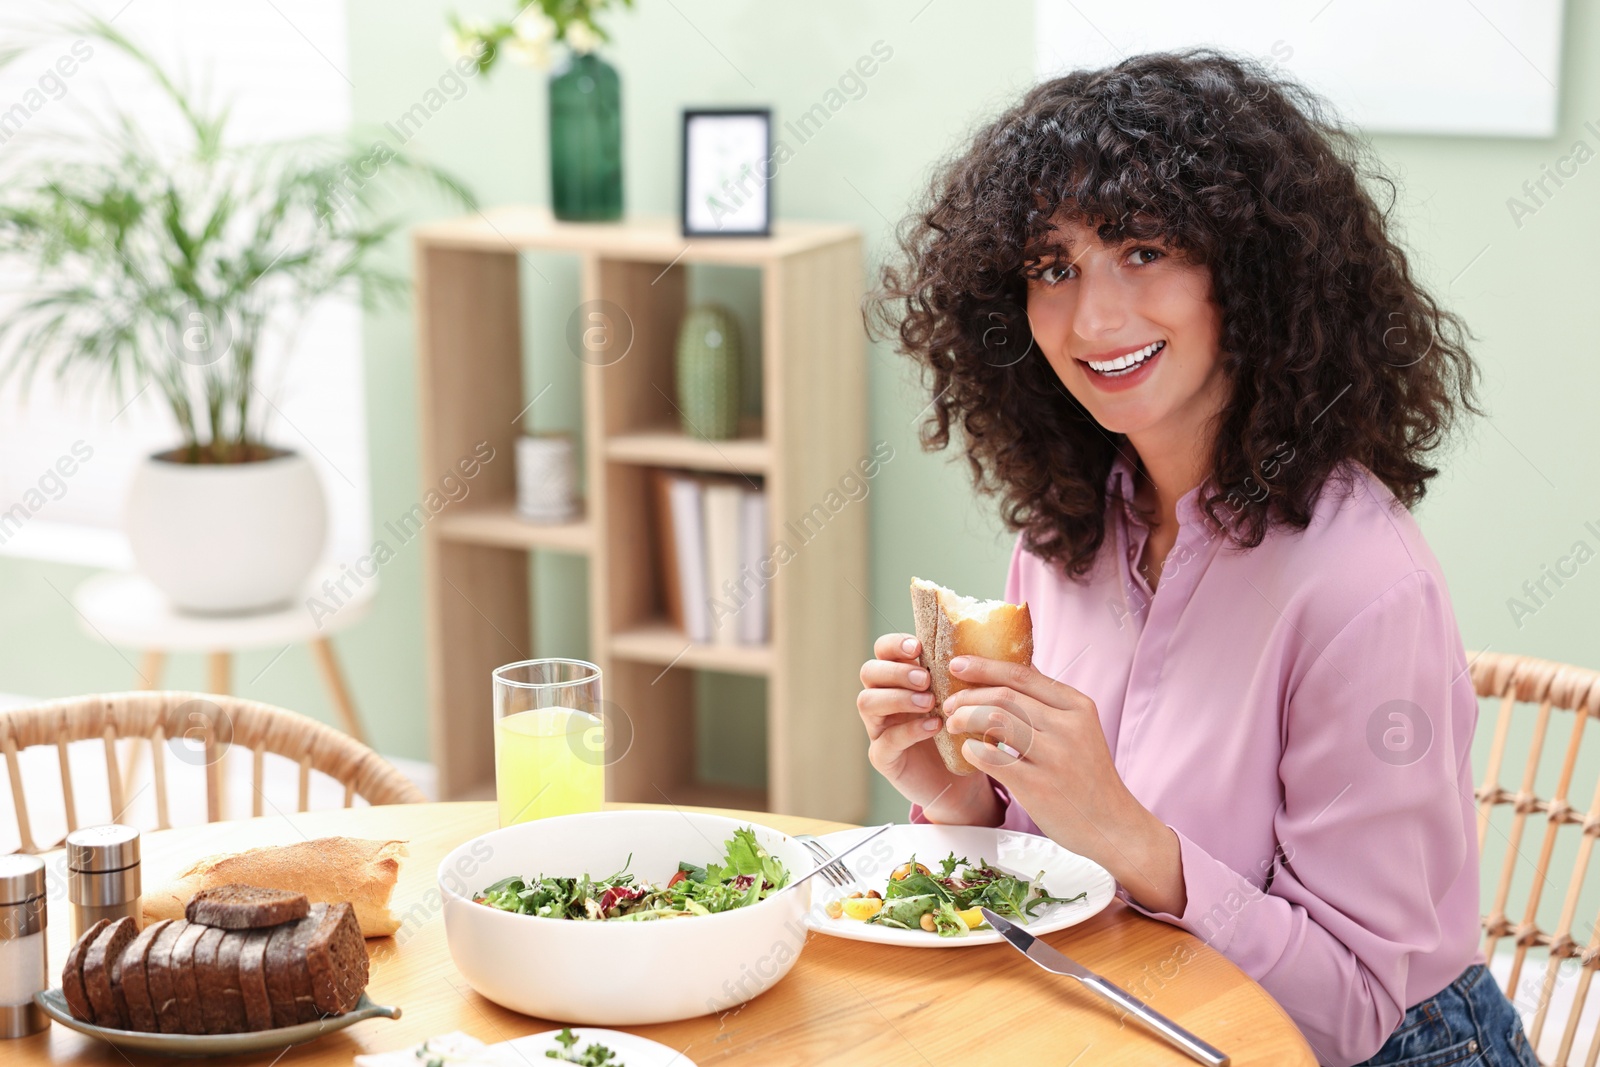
[13,801,1317,1066]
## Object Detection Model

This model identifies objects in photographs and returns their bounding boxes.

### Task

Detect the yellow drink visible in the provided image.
[494,707,605,825]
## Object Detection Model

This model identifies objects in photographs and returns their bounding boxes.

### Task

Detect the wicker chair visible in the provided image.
[1471,650,1600,1066]
[0,691,425,854]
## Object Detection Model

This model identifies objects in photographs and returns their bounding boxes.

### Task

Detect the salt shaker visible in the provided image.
[66,824,142,945]
[0,853,48,1038]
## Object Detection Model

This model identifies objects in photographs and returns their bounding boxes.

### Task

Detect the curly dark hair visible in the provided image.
[865,49,1482,581]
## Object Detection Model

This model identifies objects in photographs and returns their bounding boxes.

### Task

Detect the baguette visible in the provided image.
[909,577,1034,775]
[144,838,406,938]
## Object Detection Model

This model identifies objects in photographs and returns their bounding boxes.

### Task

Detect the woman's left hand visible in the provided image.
[943,654,1188,916]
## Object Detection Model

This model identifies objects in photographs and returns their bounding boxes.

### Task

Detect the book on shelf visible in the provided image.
[650,469,769,647]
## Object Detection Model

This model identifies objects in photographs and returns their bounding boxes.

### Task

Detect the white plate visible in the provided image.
[803,824,1115,948]
[507,1027,697,1066]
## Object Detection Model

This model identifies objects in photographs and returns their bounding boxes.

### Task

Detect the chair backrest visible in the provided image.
[0,690,425,854]
[1470,650,1600,1066]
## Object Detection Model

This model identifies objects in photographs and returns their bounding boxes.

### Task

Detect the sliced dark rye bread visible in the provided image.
[83,917,138,1029]
[214,930,249,1033]
[236,928,275,1032]
[115,918,171,1033]
[303,902,368,1015]
[285,904,324,1023]
[186,884,309,930]
[147,919,187,1033]
[61,918,110,1023]
[168,920,208,1035]
[194,926,230,1034]
[263,919,307,1028]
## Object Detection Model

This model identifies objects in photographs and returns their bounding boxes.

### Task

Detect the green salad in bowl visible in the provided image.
[473,827,790,921]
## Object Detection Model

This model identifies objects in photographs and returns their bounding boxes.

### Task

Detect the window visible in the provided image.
[0,0,369,567]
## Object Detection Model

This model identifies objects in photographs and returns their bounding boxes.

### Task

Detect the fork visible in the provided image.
[794,833,861,889]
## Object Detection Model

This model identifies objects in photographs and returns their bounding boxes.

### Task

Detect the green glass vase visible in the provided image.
[548,52,623,221]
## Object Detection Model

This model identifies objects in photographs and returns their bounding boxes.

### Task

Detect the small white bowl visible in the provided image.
[438,810,814,1025]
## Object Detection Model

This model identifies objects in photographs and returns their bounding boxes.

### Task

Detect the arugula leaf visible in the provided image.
[937,852,970,880]
[886,869,951,903]
[1024,888,1089,917]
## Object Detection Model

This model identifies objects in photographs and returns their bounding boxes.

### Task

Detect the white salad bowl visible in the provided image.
[438,810,814,1025]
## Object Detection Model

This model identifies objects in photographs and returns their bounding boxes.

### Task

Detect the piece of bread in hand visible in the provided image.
[909,577,1034,776]
[143,838,406,938]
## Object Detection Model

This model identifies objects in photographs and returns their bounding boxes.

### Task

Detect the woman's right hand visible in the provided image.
[857,633,1000,825]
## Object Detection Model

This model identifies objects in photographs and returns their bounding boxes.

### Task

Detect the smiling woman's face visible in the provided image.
[1025,218,1228,446]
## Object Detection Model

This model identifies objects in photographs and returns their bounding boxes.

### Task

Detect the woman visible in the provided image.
[858,51,1536,1067]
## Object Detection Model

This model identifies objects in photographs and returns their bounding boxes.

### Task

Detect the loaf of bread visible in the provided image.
[909,577,1035,775]
[63,887,371,1034]
[143,837,405,938]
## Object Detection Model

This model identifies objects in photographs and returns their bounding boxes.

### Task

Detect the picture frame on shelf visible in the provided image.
[680,108,772,237]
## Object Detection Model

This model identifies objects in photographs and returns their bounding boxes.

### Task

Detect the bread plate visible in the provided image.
[34,987,399,1055]
[803,823,1115,948]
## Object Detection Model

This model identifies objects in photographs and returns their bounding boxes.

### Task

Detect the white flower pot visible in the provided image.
[125,450,328,614]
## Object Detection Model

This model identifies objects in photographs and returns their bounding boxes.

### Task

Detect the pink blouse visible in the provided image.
[910,451,1484,1066]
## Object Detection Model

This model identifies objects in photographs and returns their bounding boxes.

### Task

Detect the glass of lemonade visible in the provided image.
[492,658,605,826]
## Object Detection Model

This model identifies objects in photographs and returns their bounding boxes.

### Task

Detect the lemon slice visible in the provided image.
[841,897,884,921]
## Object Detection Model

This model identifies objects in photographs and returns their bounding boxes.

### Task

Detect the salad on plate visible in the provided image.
[473,827,790,921]
[827,852,1087,937]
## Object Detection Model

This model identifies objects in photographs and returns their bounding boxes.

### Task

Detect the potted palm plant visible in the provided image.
[0,20,473,613]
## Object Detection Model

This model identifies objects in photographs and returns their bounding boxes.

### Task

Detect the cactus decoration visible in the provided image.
[675,303,743,440]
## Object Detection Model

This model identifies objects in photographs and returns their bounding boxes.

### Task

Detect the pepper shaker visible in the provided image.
[66,824,142,946]
[0,854,48,1038]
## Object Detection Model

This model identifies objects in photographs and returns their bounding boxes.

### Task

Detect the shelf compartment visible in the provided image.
[609,621,772,676]
[605,423,770,475]
[434,503,592,554]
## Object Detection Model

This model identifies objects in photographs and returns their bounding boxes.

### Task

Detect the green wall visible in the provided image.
[4,3,1598,935]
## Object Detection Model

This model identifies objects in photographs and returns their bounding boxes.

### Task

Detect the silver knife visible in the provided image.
[980,907,1230,1067]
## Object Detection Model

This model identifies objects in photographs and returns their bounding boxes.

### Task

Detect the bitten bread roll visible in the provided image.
[909,577,1034,776]
[143,837,406,938]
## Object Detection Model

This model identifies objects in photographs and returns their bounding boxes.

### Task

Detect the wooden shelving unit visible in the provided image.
[412,207,869,822]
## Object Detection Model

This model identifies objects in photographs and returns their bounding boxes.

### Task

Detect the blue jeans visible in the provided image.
[1354,963,1539,1067]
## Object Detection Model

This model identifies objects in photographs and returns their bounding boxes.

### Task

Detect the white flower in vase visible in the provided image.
[504,36,553,70]
[512,7,559,44]
[564,20,603,55]
[442,18,492,62]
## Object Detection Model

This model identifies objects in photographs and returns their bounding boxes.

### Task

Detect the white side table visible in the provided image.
[71,567,375,743]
